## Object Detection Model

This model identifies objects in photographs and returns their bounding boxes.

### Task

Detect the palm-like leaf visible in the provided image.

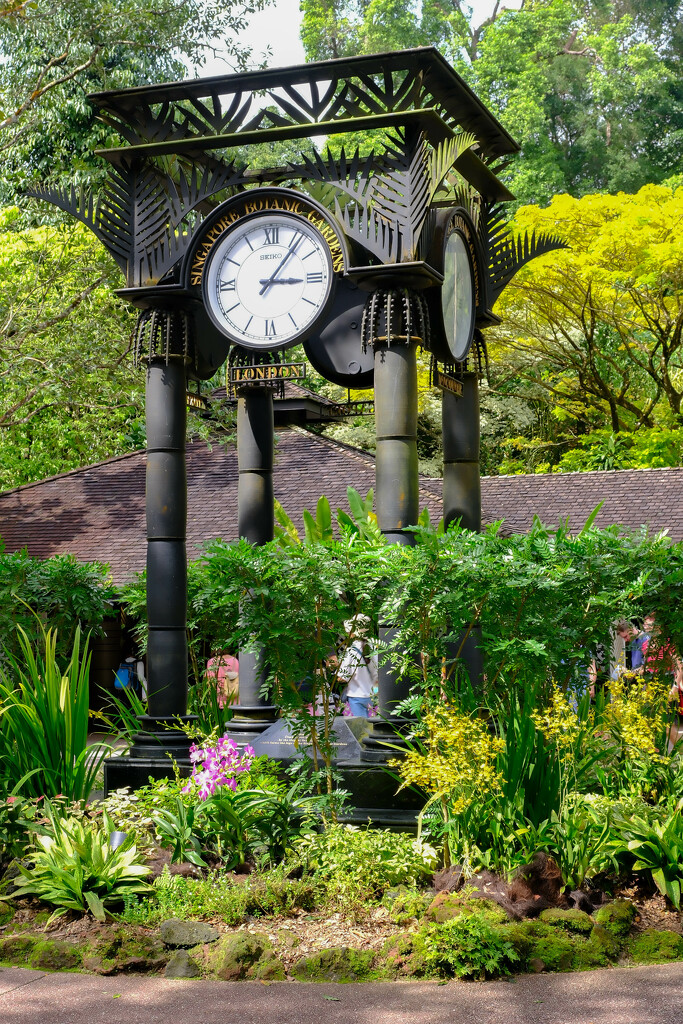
[427,132,477,205]
[487,209,566,302]
[371,131,430,260]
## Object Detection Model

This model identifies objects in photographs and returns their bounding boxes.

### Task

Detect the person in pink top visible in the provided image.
[206,650,239,709]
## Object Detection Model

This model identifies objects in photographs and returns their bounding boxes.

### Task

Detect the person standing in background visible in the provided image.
[206,650,239,709]
[339,615,378,717]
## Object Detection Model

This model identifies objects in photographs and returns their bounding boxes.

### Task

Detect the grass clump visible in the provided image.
[120,867,316,926]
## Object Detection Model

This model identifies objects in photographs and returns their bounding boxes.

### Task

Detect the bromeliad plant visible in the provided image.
[8,802,152,921]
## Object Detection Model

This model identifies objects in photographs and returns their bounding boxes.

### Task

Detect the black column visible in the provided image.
[361,340,418,761]
[374,341,419,545]
[442,370,484,693]
[442,371,481,532]
[116,355,194,769]
[145,359,188,716]
[228,386,279,742]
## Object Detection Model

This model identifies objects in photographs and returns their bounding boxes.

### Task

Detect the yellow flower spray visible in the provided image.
[391,705,504,868]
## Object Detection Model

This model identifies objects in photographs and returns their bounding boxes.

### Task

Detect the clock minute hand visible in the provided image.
[258,235,304,296]
[258,278,303,285]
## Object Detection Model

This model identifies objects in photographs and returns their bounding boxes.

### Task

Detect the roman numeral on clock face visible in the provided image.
[306,272,323,284]
[264,226,279,244]
[219,279,236,291]
[264,319,277,336]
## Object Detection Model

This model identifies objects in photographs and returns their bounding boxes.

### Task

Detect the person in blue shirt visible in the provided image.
[616,619,648,671]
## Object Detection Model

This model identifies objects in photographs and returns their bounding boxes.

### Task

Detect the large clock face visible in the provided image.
[442,229,476,362]
[202,211,334,350]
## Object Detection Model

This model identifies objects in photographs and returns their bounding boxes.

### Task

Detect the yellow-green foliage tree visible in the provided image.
[488,184,683,464]
[0,209,143,489]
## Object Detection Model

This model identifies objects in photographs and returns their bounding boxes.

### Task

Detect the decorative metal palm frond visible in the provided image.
[98,101,183,147]
[100,92,254,148]
[371,131,430,260]
[289,144,397,262]
[488,212,566,302]
[296,146,378,207]
[337,199,399,263]
[427,132,477,205]
[96,161,172,285]
[342,68,424,119]
[177,92,253,137]
[164,159,249,226]
[143,219,196,284]
[268,78,341,125]
[28,181,100,237]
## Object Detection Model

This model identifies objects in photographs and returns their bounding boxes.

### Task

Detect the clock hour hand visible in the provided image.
[259,234,304,295]
[258,278,303,285]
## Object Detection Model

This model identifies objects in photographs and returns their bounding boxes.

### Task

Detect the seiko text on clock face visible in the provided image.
[203,212,334,349]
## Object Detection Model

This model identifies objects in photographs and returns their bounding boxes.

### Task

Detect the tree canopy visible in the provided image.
[0,209,143,489]
[301,0,683,204]
[490,185,683,432]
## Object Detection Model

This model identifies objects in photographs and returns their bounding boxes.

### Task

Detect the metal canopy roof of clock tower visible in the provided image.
[88,48,518,201]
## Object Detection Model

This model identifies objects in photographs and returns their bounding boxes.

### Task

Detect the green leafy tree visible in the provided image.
[0,211,144,487]
[487,186,683,454]
[301,0,683,203]
[0,0,269,201]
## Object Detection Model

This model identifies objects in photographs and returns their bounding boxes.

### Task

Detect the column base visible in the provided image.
[226,704,280,746]
[359,717,412,762]
[127,714,197,758]
[104,714,197,796]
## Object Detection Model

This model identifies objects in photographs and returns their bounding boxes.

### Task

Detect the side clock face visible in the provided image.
[202,211,335,350]
[441,227,476,362]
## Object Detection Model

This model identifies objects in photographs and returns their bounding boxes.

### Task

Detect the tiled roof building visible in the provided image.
[1,427,681,585]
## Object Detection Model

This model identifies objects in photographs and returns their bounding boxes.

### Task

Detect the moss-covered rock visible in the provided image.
[593,900,636,942]
[82,925,168,975]
[164,949,202,978]
[291,946,377,982]
[539,908,594,934]
[207,933,285,981]
[627,929,683,965]
[0,902,15,926]
[29,939,81,972]
[425,892,508,925]
[497,921,575,973]
[574,925,619,969]
[497,917,621,974]
[0,933,36,964]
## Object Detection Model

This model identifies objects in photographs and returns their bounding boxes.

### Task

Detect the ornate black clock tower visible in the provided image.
[30,48,562,810]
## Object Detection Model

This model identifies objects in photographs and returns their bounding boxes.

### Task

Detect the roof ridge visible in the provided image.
[483,465,683,482]
[288,427,442,496]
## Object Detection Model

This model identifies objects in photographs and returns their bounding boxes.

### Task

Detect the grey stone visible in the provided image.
[164,950,201,978]
[160,919,220,948]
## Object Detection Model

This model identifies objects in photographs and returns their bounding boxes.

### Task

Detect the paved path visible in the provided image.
[1,964,682,1024]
